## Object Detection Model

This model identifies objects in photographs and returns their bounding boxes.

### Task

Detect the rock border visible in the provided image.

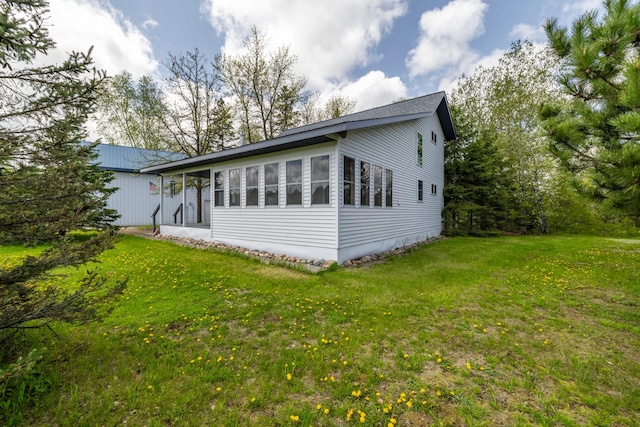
[119,227,444,272]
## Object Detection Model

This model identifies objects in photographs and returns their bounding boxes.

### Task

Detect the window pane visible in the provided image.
[287,184,302,205]
[246,188,258,206]
[361,162,370,206]
[229,189,240,206]
[418,180,423,201]
[229,168,240,206]
[344,157,354,205]
[418,132,423,166]
[264,163,278,185]
[344,182,354,205]
[229,168,240,188]
[311,182,329,205]
[214,171,224,189]
[265,185,278,206]
[214,171,224,207]
[361,185,369,206]
[311,156,329,181]
[246,166,258,187]
[286,160,302,184]
[374,165,382,206]
[386,169,393,207]
[344,156,354,182]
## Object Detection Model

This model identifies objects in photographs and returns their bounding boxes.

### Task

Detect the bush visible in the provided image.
[0,348,50,426]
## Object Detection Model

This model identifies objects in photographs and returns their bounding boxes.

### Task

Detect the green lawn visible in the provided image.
[4,234,640,426]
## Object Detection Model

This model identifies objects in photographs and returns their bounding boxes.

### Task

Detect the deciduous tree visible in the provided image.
[95,71,166,151]
[215,27,308,142]
[159,48,233,222]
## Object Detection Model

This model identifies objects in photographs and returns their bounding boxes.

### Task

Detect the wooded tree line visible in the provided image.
[96,27,357,154]
[444,0,639,236]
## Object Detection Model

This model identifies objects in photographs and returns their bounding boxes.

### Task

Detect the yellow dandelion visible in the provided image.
[466,362,471,370]
[437,358,442,363]
[287,373,292,381]
[324,408,329,414]
[289,415,299,422]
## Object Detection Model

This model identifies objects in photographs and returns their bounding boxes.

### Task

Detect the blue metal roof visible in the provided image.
[94,144,186,173]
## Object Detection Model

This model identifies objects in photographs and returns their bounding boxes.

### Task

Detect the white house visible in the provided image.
[94,144,189,227]
[140,92,456,263]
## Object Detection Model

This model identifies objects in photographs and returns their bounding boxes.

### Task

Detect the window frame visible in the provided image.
[286,159,303,206]
[245,165,259,206]
[417,132,423,166]
[264,162,279,206]
[311,155,330,205]
[431,131,437,144]
[228,168,241,207]
[418,180,423,201]
[214,171,225,207]
[360,161,370,207]
[343,156,355,206]
[385,169,393,207]
[373,165,383,207]
[431,183,437,195]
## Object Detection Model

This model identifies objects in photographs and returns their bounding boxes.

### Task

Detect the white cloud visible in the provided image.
[436,47,505,93]
[338,71,408,111]
[561,0,602,15]
[510,23,545,43]
[406,0,488,78]
[200,0,407,90]
[142,17,159,31]
[45,0,159,78]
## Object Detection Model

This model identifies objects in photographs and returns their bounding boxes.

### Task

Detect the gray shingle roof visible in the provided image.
[279,91,452,138]
[140,92,455,175]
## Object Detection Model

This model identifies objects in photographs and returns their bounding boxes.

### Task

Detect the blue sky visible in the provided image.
[45,0,602,111]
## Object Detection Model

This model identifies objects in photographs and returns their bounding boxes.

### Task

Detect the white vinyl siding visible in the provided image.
[338,116,445,252]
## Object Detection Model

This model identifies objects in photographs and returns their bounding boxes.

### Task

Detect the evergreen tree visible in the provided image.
[448,42,561,234]
[542,0,640,221]
[444,108,514,235]
[0,0,124,347]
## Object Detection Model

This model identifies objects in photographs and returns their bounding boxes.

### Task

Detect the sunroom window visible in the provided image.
[311,155,330,205]
[286,159,302,205]
[264,162,279,206]
[246,166,259,206]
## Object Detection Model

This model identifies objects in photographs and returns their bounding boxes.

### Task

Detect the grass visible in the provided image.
[2,234,639,426]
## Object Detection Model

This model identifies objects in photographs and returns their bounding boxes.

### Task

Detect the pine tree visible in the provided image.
[0,0,124,347]
[444,108,514,235]
[542,0,640,221]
